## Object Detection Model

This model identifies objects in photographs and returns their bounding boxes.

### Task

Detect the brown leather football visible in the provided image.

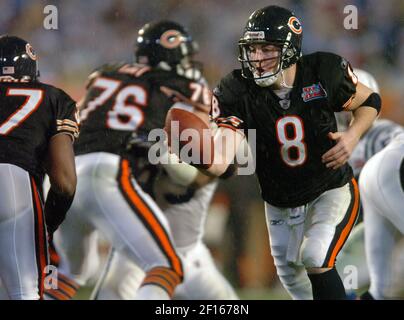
[164,108,214,169]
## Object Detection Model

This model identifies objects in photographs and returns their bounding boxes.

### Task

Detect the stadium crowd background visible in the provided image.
[1,0,403,298]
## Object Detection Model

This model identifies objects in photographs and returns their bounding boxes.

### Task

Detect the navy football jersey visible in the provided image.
[75,63,209,158]
[212,52,357,207]
[0,81,79,180]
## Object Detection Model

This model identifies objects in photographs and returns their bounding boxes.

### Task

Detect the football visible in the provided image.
[164,108,214,169]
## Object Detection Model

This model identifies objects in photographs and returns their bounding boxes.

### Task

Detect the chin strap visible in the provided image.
[279,69,294,89]
[254,72,279,87]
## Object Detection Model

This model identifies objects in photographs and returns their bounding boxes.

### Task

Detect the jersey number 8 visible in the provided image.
[276,116,307,167]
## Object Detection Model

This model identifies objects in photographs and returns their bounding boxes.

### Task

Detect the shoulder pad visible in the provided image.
[314,51,347,72]
[213,70,247,104]
[93,61,127,74]
[85,62,127,88]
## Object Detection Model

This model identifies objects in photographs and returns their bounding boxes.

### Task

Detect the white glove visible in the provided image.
[161,149,199,187]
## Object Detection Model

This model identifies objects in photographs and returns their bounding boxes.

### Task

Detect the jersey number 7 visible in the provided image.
[0,88,44,136]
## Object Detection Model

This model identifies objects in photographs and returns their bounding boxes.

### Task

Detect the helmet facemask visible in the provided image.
[238,33,297,87]
[174,40,203,81]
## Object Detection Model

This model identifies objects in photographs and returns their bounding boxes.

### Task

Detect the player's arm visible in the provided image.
[44,134,77,236]
[202,126,245,177]
[161,151,216,188]
[44,90,80,236]
[345,81,379,137]
[161,75,246,178]
[323,81,380,169]
[161,141,238,189]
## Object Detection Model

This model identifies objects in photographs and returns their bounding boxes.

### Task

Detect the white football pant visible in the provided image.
[0,164,48,300]
[360,135,404,299]
[265,179,360,300]
[53,152,183,299]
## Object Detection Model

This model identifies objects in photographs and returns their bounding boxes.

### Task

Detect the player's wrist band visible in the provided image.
[45,189,75,234]
[359,92,381,114]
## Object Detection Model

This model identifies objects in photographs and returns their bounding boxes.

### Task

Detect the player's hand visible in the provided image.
[322,131,359,169]
[160,86,210,113]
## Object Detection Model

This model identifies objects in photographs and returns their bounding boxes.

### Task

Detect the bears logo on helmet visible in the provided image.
[159,30,183,49]
[135,20,202,81]
[287,17,302,35]
[25,43,37,60]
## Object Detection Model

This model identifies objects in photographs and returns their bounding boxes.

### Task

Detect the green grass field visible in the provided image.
[74,285,291,300]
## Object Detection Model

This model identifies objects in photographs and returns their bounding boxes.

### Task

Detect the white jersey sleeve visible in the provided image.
[349,119,404,177]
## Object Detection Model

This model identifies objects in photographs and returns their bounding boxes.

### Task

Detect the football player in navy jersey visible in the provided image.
[174,6,381,299]
[0,36,78,299]
[45,21,217,300]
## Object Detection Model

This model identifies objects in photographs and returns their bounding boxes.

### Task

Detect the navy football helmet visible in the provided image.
[135,20,202,80]
[0,35,39,81]
[238,6,303,86]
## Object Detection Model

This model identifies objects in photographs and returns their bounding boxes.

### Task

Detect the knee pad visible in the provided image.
[301,238,327,268]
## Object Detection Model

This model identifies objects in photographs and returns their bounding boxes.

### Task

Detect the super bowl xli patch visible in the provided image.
[301,83,327,102]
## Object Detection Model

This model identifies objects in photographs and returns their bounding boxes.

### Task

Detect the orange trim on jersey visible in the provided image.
[217,123,239,131]
[31,178,47,299]
[326,178,360,268]
[119,160,183,279]
[342,94,355,110]
[217,124,246,140]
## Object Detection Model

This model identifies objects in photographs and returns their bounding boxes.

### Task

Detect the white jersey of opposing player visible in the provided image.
[360,133,404,299]
[349,119,404,177]
[153,172,218,251]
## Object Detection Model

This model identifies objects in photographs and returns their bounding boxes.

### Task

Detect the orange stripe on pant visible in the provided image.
[31,177,47,300]
[119,159,183,279]
[325,178,360,268]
